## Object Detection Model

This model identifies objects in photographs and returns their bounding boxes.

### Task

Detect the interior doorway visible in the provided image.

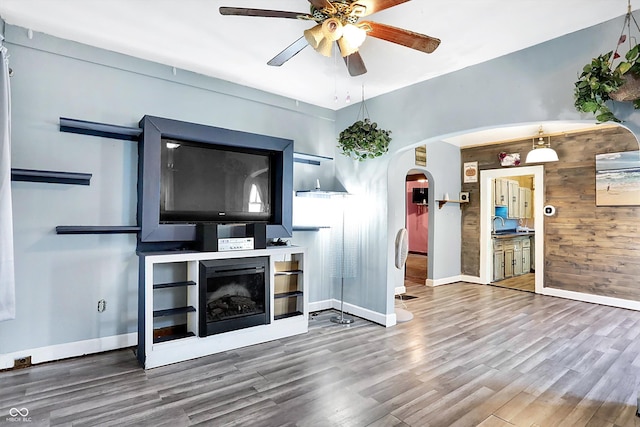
[489,174,535,293]
[405,173,428,286]
[479,166,544,294]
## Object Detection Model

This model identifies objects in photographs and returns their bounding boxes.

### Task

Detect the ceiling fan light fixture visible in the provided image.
[316,37,334,57]
[303,24,324,49]
[351,4,367,17]
[337,37,358,57]
[343,23,367,49]
[321,18,344,41]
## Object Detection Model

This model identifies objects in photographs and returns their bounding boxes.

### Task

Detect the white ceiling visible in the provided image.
[0,0,632,111]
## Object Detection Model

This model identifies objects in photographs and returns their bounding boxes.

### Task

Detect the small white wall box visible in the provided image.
[543,205,556,216]
[459,192,469,202]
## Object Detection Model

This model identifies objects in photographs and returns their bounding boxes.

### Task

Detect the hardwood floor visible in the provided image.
[405,253,427,285]
[491,273,535,293]
[3,282,640,426]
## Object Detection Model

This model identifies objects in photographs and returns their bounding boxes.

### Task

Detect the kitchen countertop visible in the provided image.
[492,230,535,239]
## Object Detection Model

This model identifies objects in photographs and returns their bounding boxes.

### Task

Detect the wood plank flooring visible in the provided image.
[3,283,640,426]
[490,273,535,293]
[405,253,427,284]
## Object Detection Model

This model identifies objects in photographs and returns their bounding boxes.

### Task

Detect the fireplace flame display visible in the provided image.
[206,283,262,322]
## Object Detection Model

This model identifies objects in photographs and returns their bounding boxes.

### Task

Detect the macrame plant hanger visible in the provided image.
[610,0,640,102]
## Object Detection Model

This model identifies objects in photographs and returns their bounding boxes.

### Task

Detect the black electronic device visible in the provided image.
[412,187,428,205]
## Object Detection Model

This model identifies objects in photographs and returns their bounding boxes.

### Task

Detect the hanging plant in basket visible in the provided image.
[574,4,640,122]
[338,87,392,161]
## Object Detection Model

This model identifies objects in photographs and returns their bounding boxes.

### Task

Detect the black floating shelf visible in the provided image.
[153,280,196,290]
[292,226,331,232]
[59,117,142,141]
[293,152,333,166]
[274,311,303,320]
[274,291,303,299]
[153,306,196,318]
[11,168,92,186]
[55,226,141,234]
[153,331,195,344]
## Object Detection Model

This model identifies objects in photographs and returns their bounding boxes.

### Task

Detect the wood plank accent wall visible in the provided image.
[461,126,640,301]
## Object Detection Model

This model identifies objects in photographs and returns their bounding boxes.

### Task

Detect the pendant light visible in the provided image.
[525,126,559,163]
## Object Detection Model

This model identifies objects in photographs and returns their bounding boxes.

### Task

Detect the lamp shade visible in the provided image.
[525,147,559,163]
[304,24,324,49]
[525,126,559,163]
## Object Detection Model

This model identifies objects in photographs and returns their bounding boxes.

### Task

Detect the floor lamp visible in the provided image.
[330,193,356,324]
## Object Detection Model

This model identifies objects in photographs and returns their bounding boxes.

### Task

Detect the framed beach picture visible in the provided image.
[595,150,640,206]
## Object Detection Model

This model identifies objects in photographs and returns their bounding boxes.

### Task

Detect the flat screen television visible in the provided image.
[412,187,428,204]
[160,138,275,224]
[137,115,293,244]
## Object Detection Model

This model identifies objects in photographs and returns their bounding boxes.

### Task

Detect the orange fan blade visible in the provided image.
[351,0,410,17]
[361,21,440,53]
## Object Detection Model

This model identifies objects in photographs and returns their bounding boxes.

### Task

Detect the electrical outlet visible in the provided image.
[97,299,106,312]
[13,356,31,369]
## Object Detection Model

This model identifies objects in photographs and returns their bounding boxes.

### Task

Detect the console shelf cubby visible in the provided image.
[153,280,196,290]
[274,259,304,320]
[153,306,196,318]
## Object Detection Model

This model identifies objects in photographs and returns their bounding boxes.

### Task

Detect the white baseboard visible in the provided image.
[0,333,137,370]
[426,275,467,287]
[459,275,485,284]
[308,299,334,313]
[394,286,406,295]
[309,299,395,327]
[541,287,640,311]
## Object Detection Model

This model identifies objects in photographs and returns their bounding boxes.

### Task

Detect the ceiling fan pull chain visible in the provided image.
[359,84,370,120]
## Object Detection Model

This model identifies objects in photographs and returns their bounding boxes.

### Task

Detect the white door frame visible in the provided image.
[479,166,544,293]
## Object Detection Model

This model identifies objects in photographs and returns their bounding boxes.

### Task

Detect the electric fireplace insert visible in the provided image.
[199,256,270,336]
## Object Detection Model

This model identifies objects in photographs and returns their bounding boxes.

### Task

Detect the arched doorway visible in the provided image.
[404,172,429,287]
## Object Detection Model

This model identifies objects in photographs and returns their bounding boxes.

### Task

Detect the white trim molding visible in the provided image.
[309,299,395,327]
[541,287,640,311]
[459,275,485,285]
[394,285,407,295]
[426,275,467,286]
[0,333,137,370]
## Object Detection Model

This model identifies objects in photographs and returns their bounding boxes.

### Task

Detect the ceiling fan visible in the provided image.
[219,0,440,76]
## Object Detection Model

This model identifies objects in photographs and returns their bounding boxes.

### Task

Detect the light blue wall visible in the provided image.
[0,24,337,353]
[3,11,640,356]
[334,13,640,317]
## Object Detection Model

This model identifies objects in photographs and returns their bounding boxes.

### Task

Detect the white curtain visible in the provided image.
[0,37,15,321]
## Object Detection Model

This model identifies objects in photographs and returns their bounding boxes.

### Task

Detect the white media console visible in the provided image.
[137,246,308,369]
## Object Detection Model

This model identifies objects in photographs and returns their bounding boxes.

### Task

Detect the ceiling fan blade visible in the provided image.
[352,0,410,17]
[219,7,311,19]
[307,0,334,11]
[337,46,367,76]
[267,37,309,67]
[361,21,440,53]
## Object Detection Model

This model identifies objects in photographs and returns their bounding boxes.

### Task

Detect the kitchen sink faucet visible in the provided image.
[492,216,506,234]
